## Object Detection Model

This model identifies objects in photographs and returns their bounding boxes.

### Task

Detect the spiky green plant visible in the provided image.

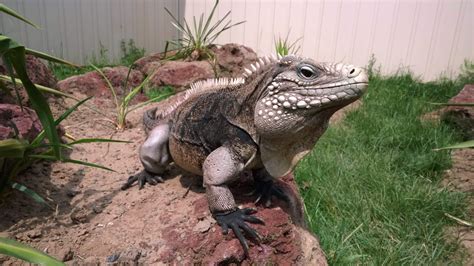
[0,237,64,265]
[91,65,172,130]
[164,0,245,61]
[274,32,302,56]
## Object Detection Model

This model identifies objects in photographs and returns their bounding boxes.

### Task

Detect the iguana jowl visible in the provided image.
[122,55,368,256]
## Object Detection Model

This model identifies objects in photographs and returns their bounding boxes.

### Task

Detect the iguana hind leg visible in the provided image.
[122,123,171,190]
[252,168,291,207]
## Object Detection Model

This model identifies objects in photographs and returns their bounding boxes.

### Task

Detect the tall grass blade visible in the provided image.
[1,36,61,159]
[25,48,78,67]
[28,155,115,172]
[0,4,39,29]
[31,97,92,147]
[68,138,130,145]
[0,237,64,265]
[9,182,51,208]
[0,139,28,158]
[434,140,474,151]
[90,64,119,111]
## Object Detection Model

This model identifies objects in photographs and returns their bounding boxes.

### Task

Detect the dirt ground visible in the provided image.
[0,93,471,264]
[0,94,327,265]
[442,148,474,264]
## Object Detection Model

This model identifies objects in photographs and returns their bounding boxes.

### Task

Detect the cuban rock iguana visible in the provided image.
[122,54,368,256]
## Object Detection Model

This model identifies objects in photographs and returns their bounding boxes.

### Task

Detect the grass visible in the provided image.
[146,85,175,103]
[51,39,145,80]
[296,66,473,265]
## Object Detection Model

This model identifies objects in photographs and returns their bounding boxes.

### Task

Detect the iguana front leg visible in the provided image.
[203,144,263,257]
[122,123,172,190]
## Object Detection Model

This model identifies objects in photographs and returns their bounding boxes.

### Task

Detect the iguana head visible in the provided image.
[249,55,368,177]
[254,55,368,136]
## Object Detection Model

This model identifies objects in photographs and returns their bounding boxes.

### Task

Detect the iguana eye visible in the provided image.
[298,65,317,79]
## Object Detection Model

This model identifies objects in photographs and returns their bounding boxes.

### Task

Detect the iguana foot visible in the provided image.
[254,178,290,207]
[121,170,164,190]
[213,208,264,257]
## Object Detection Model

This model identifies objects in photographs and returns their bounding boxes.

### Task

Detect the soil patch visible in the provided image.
[0,93,327,264]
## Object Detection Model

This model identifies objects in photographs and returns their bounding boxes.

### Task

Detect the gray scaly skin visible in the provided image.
[122,54,369,256]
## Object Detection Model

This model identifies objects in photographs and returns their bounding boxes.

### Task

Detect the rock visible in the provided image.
[441,84,474,139]
[134,52,165,74]
[205,239,245,264]
[147,61,215,92]
[153,172,327,264]
[0,55,57,106]
[0,104,42,141]
[192,218,212,233]
[57,66,147,107]
[210,43,258,77]
[26,229,42,239]
[60,247,74,262]
[70,207,90,224]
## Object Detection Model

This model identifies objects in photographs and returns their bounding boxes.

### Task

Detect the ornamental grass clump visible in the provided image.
[164,0,245,61]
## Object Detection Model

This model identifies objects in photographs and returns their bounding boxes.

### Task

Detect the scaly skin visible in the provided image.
[122,55,369,257]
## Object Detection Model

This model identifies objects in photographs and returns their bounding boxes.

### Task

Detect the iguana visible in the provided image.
[122,54,368,256]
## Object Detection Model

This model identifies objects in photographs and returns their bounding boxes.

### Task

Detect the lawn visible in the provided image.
[296,65,473,265]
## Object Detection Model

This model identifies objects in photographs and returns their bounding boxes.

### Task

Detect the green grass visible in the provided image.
[296,68,473,265]
[145,85,175,102]
[51,39,145,80]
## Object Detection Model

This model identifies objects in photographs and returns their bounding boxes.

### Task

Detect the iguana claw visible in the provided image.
[213,208,264,257]
[254,179,290,207]
[121,170,164,190]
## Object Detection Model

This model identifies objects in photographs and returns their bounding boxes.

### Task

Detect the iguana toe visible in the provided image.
[121,170,164,190]
[213,208,264,257]
[254,179,290,207]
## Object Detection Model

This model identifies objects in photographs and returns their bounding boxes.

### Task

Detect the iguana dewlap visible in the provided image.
[122,55,368,256]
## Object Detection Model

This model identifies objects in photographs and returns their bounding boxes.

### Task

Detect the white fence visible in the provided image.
[1,0,472,81]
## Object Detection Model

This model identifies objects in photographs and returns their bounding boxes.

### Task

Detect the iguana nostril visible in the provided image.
[347,67,361,78]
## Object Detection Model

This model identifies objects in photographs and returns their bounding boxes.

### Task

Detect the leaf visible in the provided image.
[31,97,92,147]
[0,4,40,29]
[0,36,61,159]
[9,182,51,208]
[0,139,29,158]
[429,102,474,107]
[90,64,119,110]
[63,158,115,172]
[28,155,115,172]
[434,140,474,151]
[68,138,131,145]
[25,48,78,67]
[0,237,64,265]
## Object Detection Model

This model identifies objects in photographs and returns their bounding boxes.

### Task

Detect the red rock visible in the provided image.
[0,104,42,141]
[57,66,147,106]
[147,61,215,92]
[442,84,474,139]
[0,55,58,106]
[211,43,258,77]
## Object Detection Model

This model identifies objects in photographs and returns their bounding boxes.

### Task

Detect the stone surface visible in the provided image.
[57,66,147,106]
[0,55,58,106]
[210,43,258,77]
[0,104,42,141]
[441,84,474,139]
[147,61,214,92]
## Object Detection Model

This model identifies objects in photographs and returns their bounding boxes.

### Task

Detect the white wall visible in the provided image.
[1,0,472,81]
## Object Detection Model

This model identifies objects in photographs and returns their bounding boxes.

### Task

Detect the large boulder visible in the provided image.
[0,55,58,106]
[441,84,474,139]
[146,61,215,92]
[57,66,147,106]
[0,104,42,141]
[210,43,258,77]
